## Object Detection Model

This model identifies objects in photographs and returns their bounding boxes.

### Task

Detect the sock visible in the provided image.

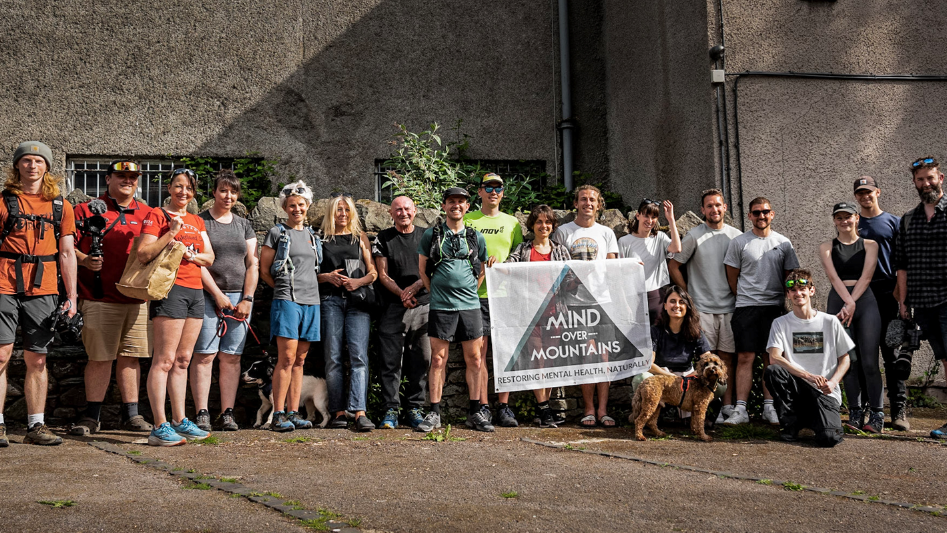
[123,402,139,420]
[469,400,481,415]
[537,401,550,410]
[85,402,103,421]
[430,403,441,415]
[763,399,774,409]
[27,413,44,428]
[497,402,509,410]
[0,413,5,424]
[736,400,747,412]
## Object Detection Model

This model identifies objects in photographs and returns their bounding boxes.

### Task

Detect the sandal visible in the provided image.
[579,414,597,427]
[598,415,616,427]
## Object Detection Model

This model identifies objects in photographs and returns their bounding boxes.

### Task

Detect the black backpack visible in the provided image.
[0,191,64,293]
[425,224,482,279]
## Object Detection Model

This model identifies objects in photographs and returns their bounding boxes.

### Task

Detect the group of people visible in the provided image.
[0,139,945,449]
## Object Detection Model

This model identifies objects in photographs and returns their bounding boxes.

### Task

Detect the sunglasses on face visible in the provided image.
[482,186,503,194]
[110,161,140,173]
[785,279,811,289]
[751,209,772,217]
[329,191,352,198]
[912,158,935,168]
[170,168,195,179]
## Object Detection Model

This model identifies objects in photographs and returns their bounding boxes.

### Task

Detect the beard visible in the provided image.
[917,181,943,204]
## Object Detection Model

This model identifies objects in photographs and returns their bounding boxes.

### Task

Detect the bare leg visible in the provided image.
[287,341,310,413]
[428,338,450,404]
[168,317,203,424]
[148,317,186,426]
[0,344,9,413]
[736,351,755,402]
[273,337,298,413]
[478,336,490,405]
[461,337,483,402]
[189,352,216,411]
[581,383,596,424]
[533,388,550,403]
[23,351,49,419]
[115,356,142,403]
[83,360,113,402]
[595,381,610,421]
[217,352,242,411]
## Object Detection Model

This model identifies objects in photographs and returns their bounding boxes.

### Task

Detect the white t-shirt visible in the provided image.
[553,221,619,261]
[674,224,742,314]
[723,230,800,307]
[618,232,671,291]
[766,311,854,405]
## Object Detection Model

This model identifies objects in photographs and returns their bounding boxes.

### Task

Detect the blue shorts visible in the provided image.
[194,291,251,355]
[270,299,321,342]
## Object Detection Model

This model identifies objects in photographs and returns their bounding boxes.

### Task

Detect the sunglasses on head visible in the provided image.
[641,198,660,206]
[751,209,772,217]
[785,279,811,289]
[282,186,309,196]
[170,168,195,179]
[483,186,503,194]
[329,191,352,198]
[109,161,140,173]
[912,158,935,168]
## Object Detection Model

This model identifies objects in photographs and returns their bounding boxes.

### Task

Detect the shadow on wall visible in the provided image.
[196,0,558,199]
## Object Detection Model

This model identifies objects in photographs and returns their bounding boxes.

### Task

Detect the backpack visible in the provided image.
[0,191,64,293]
[271,223,322,301]
[425,223,482,279]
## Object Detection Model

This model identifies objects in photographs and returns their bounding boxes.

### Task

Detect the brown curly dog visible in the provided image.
[630,352,727,442]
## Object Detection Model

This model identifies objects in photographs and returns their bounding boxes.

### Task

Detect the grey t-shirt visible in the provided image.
[263,225,321,305]
[674,223,742,314]
[723,229,800,307]
[200,211,255,292]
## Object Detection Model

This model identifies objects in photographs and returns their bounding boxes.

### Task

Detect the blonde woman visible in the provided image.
[318,193,377,432]
[259,181,321,432]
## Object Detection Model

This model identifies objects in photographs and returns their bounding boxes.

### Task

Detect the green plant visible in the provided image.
[908,389,942,409]
[501,490,519,499]
[347,517,363,527]
[285,500,305,510]
[301,507,343,531]
[197,435,222,446]
[187,468,196,473]
[182,482,212,490]
[283,436,314,444]
[563,443,586,451]
[868,495,880,501]
[383,123,466,209]
[783,482,804,491]
[852,490,865,495]
[757,479,773,485]
[178,153,279,212]
[38,499,75,508]
[127,450,142,456]
[220,477,238,483]
[511,393,537,422]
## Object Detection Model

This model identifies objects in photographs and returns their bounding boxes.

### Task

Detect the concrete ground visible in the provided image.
[1,407,946,533]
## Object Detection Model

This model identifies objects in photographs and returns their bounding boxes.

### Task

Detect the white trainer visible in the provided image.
[715,405,734,424]
[721,407,749,425]
[763,404,780,425]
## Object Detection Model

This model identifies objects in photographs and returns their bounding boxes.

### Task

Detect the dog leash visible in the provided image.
[215,308,266,356]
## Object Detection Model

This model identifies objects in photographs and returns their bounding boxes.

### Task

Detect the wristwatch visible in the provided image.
[242,295,254,303]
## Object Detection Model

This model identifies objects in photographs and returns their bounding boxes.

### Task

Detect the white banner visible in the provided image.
[486,258,653,393]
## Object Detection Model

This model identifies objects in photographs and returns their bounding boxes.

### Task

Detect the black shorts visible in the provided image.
[0,293,58,353]
[479,298,491,337]
[150,285,204,320]
[428,308,483,343]
[731,305,785,354]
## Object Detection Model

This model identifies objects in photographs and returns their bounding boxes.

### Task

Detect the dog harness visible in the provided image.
[676,376,696,409]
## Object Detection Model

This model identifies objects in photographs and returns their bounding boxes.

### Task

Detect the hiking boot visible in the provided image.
[121,415,153,432]
[480,404,493,424]
[721,408,749,425]
[844,408,864,431]
[218,409,239,431]
[0,423,7,447]
[495,405,519,428]
[171,418,211,441]
[468,410,495,432]
[70,417,101,436]
[863,410,884,434]
[379,408,399,429]
[931,421,947,439]
[148,422,186,447]
[355,415,375,432]
[891,404,911,432]
[194,409,212,432]
[414,412,441,433]
[25,423,63,446]
[406,407,425,429]
[287,411,313,429]
[762,404,779,426]
[715,405,734,425]
[538,409,558,429]
[270,411,295,433]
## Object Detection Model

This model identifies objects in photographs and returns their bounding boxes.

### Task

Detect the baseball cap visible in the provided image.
[107,160,142,175]
[13,141,53,168]
[832,202,858,215]
[853,176,878,192]
[442,187,470,201]
[481,173,504,186]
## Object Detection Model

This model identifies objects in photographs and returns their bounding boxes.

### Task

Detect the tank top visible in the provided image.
[831,238,865,281]
[319,234,363,298]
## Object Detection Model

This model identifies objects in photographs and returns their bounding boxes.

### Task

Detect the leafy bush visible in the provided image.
[178,153,278,211]
[383,123,467,209]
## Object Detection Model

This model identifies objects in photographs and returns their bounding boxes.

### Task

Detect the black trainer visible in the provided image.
[195,409,212,432]
[218,409,239,431]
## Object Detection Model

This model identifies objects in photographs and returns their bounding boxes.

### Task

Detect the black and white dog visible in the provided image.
[241,357,330,428]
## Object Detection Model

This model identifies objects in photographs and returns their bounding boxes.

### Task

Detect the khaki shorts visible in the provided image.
[698,311,735,353]
[79,300,151,361]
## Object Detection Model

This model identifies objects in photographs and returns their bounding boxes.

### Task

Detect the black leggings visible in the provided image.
[827,286,883,411]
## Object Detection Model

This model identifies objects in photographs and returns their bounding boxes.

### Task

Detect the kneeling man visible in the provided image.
[764,269,852,447]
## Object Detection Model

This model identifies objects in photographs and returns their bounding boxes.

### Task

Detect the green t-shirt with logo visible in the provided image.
[463,211,523,298]
[418,224,489,311]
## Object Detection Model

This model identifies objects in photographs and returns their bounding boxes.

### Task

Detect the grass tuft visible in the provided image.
[716,424,778,441]
[126,450,142,456]
[757,479,773,485]
[501,490,519,499]
[197,435,223,445]
[283,436,313,444]
[38,500,75,508]
[182,482,212,490]
[783,481,804,491]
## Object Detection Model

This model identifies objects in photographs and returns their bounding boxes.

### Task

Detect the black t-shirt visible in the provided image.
[372,226,429,307]
[319,234,363,299]
[651,325,712,372]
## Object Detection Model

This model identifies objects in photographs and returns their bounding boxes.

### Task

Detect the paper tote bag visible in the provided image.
[116,237,186,301]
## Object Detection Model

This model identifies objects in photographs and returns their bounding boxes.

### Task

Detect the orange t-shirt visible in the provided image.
[0,193,77,296]
[141,210,207,290]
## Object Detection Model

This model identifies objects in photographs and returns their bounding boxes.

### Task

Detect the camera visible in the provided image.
[885,318,922,381]
[47,301,84,345]
[76,199,112,299]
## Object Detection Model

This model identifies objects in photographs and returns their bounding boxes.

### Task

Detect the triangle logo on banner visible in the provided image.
[504,263,647,372]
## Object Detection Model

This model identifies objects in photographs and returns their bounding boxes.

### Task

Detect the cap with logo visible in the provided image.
[13,141,53,169]
[832,201,858,215]
[853,175,878,192]
[481,172,504,186]
[442,187,470,201]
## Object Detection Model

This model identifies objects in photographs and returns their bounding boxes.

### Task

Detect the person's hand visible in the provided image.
[820,379,838,395]
[168,215,184,238]
[899,301,910,320]
[62,297,77,318]
[808,373,827,390]
[325,268,345,287]
[403,296,418,309]
[81,255,103,272]
[214,293,234,312]
[233,299,252,320]
[486,256,497,268]
[841,302,855,326]
[341,275,360,292]
[663,200,675,221]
